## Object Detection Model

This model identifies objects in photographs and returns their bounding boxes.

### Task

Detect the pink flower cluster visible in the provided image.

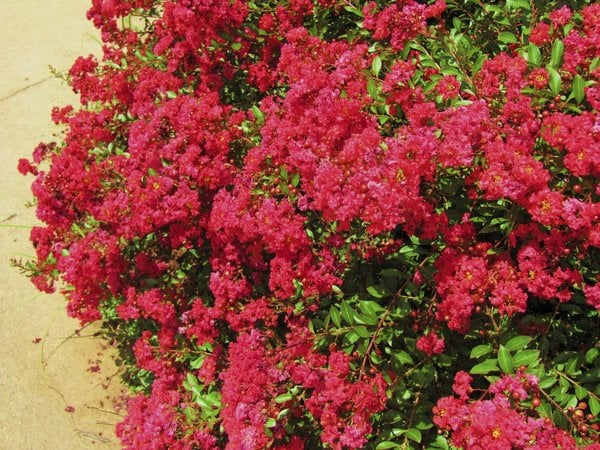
[434,372,595,450]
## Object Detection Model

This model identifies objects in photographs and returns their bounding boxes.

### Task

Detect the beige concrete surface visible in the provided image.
[1,1,125,448]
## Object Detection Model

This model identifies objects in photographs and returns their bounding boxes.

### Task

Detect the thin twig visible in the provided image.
[358,278,410,380]
[86,405,125,417]
[42,323,96,368]
[0,76,53,103]
[358,256,433,380]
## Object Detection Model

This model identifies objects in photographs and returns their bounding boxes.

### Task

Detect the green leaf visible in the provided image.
[441,66,462,77]
[186,373,200,389]
[585,347,599,364]
[358,303,379,325]
[589,396,600,416]
[376,442,400,450]
[527,43,542,66]
[359,300,386,316]
[274,393,293,403]
[498,345,514,373]
[354,326,371,338]
[575,385,587,400]
[538,375,557,389]
[291,172,300,187]
[190,355,204,369]
[548,67,561,95]
[470,344,493,359]
[356,310,379,326]
[340,301,356,325]
[343,329,360,345]
[551,40,564,68]
[265,418,276,428]
[367,285,391,299]
[430,435,451,449]
[498,32,519,44]
[367,79,380,100]
[472,54,487,74]
[513,350,540,367]
[343,4,363,17]
[505,336,532,352]
[330,306,341,327]
[393,350,414,366]
[372,55,382,77]
[565,355,582,376]
[507,0,531,10]
[572,74,585,104]
[277,409,290,420]
[470,359,499,375]
[251,105,264,125]
[406,428,422,443]
[279,166,288,180]
[539,401,552,418]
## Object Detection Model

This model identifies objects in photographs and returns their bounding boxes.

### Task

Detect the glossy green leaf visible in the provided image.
[548,67,561,95]
[291,172,300,187]
[340,301,356,324]
[551,40,564,68]
[470,344,493,359]
[585,347,599,364]
[367,284,391,299]
[394,350,414,366]
[470,359,499,375]
[430,435,451,449]
[505,336,532,352]
[513,350,540,367]
[498,345,514,373]
[372,55,382,77]
[343,4,363,17]
[359,300,386,316]
[274,393,293,403]
[265,418,276,428]
[575,385,587,400]
[499,32,519,44]
[507,0,531,10]
[538,375,557,389]
[527,43,541,66]
[354,326,371,338]
[251,105,264,124]
[330,306,341,327]
[572,74,585,104]
[406,428,422,443]
[367,78,380,99]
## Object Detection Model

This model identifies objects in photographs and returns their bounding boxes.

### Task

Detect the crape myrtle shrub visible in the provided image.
[17,0,600,448]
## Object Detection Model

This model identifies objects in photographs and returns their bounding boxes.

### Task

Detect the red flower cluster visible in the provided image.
[20,0,599,448]
[434,372,587,449]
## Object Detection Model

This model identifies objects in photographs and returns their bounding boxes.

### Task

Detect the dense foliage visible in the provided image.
[18,0,600,448]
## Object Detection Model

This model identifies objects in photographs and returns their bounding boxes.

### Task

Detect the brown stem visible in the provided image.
[403,391,422,446]
[538,387,579,430]
[555,370,600,403]
[358,291,399,380]
[358,256,433,380]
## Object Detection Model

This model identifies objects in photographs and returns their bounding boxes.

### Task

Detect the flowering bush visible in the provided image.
[18,0,600,448]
